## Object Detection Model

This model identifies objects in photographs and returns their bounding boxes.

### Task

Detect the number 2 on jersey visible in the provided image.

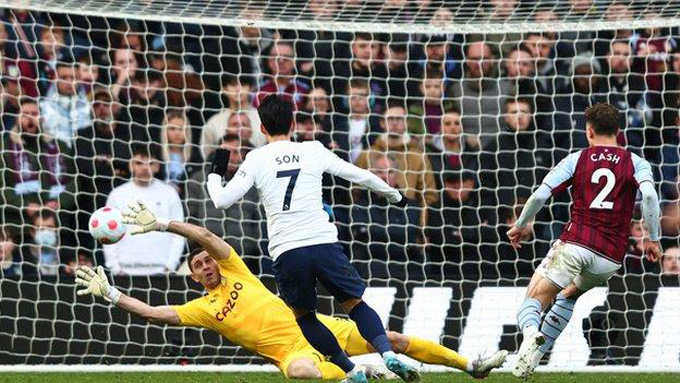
[589,168,615,210]
[276,169,300,211]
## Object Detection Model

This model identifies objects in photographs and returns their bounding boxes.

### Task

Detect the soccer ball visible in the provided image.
[88,207,127,244]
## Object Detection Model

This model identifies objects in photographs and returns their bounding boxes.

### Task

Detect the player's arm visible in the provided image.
[634,157,662,261]
[75,265,181,325]
[122,201,231,261]
[322,145,406,206]
[206,149,254,210]
[507,152,579,248]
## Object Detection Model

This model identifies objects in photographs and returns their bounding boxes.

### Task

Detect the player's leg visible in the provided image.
[272,247,365,382]
[285,357,346,380]
[538,254,620,358]
[514,241,583,379]
[316,243,420,382]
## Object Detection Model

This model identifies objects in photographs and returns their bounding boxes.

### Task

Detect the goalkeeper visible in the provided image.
[75,201,506,380]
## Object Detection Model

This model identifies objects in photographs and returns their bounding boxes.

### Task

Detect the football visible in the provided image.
[88,206,127,244]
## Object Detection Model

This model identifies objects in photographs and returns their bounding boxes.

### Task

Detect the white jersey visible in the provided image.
[207,140,402,259]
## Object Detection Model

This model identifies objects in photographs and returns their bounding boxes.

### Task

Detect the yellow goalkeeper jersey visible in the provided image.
[172,248,310,365]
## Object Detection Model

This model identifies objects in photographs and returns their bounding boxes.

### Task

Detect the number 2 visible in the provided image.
[589,168,615,210]
[276,169,300,211]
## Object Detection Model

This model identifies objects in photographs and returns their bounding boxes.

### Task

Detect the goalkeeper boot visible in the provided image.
[469,349,509,379]
[384,352,421,382]
[341,369,368,383]
[512,331,545,380]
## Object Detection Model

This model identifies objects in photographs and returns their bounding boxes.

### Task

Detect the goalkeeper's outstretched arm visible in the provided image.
[122,200,231,261]
[75,265,181,325]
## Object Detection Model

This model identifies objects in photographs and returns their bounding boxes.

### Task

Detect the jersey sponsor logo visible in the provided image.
[214,282,244,322]
[275,154,300,165]
[589,152,621,164]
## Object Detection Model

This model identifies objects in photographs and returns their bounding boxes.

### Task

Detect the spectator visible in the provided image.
[74,89,131,206]
[4,9,44,59]
[523,32,558,96]
[338,79,383,163]
[160,110,202,195]
[21,209,61,276]
[407,70,456,145]
[632,22,677,94]
[504,45,551,125]
[293,112,334,149]
[62,248,95,277]
[553,53,608,156]
[0,97,75,225]
[416,34,459,89]
[36,24,65,95]
[480,98,551,209]
[661,202,680,249]
[255,40,310,109]
[103,145,185,275]
[119,70,166,143]
[426,110,480,189]
[338,152,420,281]
[0,226,20,277]
[660,111,680,200]
[0,65,25,131]
[76,55,100,97]
[382,33,418,101]
[39,57,92,146]
[355,103,438,225]
[604,40,650,151]
[451,41,511,148]
[201,76,264,158]
[0,21,39,99]
[109,47,140,103]
[304,87,337,133]
[661,246,680,275]
[333,33,386,107]
[186,134,263,269]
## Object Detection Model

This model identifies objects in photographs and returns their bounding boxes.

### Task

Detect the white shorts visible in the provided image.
[536,240,621,290]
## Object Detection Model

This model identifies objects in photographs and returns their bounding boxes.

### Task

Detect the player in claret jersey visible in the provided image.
[506,103,662,379]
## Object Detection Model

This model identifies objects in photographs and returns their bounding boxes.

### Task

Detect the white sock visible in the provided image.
[523,325,539,339]
[465,358,475,372]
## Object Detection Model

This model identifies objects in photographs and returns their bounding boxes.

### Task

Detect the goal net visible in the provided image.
[1,0,679,372]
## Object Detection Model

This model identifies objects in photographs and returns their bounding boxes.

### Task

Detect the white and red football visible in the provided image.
[88,206,127,244]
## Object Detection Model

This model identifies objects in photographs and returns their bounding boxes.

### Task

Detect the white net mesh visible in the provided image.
[1,0,679,371]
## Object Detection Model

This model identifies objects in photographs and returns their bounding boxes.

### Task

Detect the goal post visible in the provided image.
[1,0,680,373]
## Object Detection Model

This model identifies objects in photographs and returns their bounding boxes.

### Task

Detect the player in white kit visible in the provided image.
[207,95,418,383]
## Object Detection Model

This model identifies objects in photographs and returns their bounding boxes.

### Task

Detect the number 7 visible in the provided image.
[276,169,300,211]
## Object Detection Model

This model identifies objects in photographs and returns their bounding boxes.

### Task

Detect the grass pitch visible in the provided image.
[1,373,678,383]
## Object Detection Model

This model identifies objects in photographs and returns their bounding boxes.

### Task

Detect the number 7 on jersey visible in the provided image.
[276,169,300,211]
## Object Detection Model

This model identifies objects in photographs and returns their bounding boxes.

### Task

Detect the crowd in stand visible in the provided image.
[1,1,680,283]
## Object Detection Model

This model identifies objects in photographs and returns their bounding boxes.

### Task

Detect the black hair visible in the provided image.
[257,94,294,137]
[19,96,38,106]
[187,246,206,272]
[585,103,620,136]
[221,74,254,89]
[131,143,160,160]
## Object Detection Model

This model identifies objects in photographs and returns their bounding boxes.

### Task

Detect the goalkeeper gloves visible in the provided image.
[393,191,408,208]
[122,200,170,234]
[210,148,231,178]
[75,265,122,304]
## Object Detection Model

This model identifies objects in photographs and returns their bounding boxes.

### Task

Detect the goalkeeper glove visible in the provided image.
[393,191,408,208]
[210,148,231,178]
[122,200,170,234]
[75,265,122,304]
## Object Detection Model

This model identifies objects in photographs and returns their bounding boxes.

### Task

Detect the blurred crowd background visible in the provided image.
[1,0,680,285]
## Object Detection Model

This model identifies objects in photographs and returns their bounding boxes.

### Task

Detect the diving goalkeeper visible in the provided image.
[75,201,506,379]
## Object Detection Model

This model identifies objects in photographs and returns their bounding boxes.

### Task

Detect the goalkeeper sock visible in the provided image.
[517,297,542,337]
[404,336,469,372]
[296,311,355,373]
[539,294,575,354]
[316,362,346,379]
[349,301,392,355]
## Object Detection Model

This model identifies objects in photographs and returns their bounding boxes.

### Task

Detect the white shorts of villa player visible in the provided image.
[536,240,621,291]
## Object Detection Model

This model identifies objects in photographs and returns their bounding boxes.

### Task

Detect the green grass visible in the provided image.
[1,373,679,383]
